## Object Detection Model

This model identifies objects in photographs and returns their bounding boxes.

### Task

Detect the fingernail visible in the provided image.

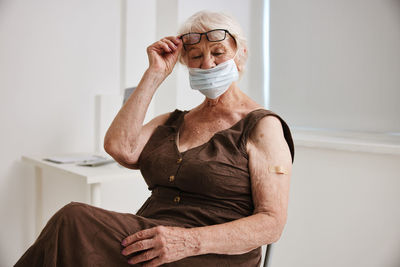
[121,239,127,246]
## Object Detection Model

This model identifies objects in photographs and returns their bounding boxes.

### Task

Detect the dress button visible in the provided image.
[177,158,182,164]
[169,175,175,182]
[174,196,181,203]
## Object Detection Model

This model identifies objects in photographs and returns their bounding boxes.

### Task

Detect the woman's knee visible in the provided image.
[55,202,92,222]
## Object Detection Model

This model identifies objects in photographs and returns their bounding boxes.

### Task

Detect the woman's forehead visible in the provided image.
[187,26,213,33]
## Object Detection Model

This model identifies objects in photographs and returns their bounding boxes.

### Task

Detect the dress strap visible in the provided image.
[239,109,295,163]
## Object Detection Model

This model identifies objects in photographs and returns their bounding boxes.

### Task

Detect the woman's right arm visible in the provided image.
[104,36,182,169]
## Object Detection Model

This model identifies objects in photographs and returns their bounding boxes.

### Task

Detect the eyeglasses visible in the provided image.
[179,29,235,47]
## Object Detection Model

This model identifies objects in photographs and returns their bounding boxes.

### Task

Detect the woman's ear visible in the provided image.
[242,47,248,60]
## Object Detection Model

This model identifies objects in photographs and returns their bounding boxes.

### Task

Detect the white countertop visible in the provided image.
[22,153,142,184]
[292,128,400,155]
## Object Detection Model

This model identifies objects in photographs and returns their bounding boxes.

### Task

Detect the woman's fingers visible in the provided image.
[122,239,154,256]
[128,248,159,265]
[156,40,172,53]
[145,36,183,75]
[122,226,194,266]
[122,228,155,247]
[165,36,182,47]
[162,39,176,52]
[153,37,181,54]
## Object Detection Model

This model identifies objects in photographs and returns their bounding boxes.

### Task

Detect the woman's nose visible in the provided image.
[200,54,216,69]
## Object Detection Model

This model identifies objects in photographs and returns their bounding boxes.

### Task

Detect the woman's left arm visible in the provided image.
[192,115,292,254]
[121,115,292,266]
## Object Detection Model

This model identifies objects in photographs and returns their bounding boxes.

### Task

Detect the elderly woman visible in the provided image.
[15,11,294,267]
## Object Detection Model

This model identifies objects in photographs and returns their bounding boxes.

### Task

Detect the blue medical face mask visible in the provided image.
[188,57,239,99]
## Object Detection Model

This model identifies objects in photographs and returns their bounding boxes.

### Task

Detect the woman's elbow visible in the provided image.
[103,138,119,158]
[103,132,117,154]
[104,140,137,165]
[259,212,287,244]
[271,215,287,243]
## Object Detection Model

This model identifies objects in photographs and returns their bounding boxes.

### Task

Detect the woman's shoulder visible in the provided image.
[244,108,295,163]
[240,107,278,125]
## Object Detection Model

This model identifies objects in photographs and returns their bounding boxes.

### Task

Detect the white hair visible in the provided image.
[178,10,248,74]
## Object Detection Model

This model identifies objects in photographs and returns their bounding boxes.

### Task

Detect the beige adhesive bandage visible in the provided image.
[268,165,288,175]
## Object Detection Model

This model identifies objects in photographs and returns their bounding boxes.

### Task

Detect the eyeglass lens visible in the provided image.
[181,30,227,45]
[182,34,201,45]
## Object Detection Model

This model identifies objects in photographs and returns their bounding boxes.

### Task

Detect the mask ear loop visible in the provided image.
[231,43,239,61]
[227,34,239,70]
[229,44,240,75]
[229,30,239,59]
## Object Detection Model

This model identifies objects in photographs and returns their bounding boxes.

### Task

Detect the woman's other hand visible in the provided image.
[146,36,183,77]
[121,226,199,266]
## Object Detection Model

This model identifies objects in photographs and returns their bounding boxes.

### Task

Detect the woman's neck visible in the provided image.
[199,83,244,111]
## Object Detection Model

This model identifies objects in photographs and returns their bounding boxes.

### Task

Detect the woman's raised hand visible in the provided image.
[146,36,183,77]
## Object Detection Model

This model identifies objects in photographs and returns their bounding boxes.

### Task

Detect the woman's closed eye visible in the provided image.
[191,54,202,59]
[189,51,225,59]
[212,52,224,56]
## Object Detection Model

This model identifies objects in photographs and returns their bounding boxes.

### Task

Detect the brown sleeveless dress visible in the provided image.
[15,109,294,267]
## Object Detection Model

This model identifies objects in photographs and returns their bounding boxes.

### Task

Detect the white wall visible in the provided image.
[268,1,400,266]
[124,0,156,92]
[274,147,400,267]
[124,0,157,123]
[270,0,400,132]
[0,0,121,265]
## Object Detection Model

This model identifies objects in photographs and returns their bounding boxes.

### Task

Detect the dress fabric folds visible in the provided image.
[15,109,294,267]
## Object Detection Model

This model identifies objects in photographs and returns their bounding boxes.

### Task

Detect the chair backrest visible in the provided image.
[123,87,136,105]
[263,243,274,267]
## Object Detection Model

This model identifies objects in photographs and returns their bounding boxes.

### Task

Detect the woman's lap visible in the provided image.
[15,202,261,267]
[15,202,156,267]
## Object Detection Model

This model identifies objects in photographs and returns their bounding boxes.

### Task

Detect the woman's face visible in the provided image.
[183,34,237,69]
